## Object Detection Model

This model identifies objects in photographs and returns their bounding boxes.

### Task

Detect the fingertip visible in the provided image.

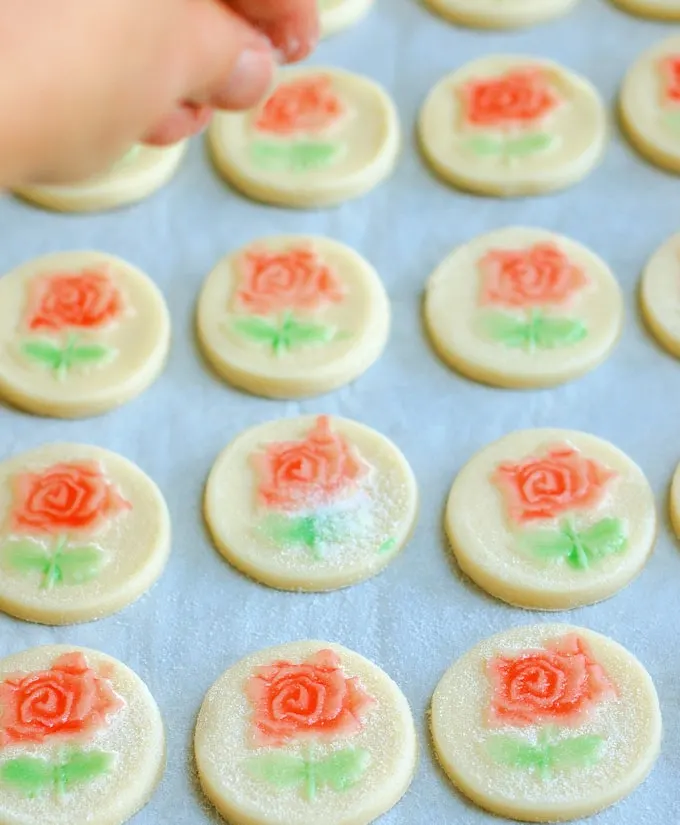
[142,104,213,146]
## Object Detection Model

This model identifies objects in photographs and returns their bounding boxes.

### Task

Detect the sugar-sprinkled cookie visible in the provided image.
[423,0,579,29]
[419,57,607,196]
[446,429,656,609]
[319,0,373,36]
[425,227,623,388]
[209,68,400,207]
[0,645,164,825]
[204,415,418,591]
[195,641,417,825]
[431,624,661,822]
[197,236,390,398]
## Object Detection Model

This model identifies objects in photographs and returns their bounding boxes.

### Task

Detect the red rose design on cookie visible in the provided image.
[0,652,123,746]
[493,445,614,524]
[256,77,345,136]
[247,648,375,746]
[463,70,559,129]
[662,56,680,104]
[27,270,123,332]
[488,634,616,727]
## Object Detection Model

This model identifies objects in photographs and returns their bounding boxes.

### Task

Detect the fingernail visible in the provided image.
[213,48,274,110]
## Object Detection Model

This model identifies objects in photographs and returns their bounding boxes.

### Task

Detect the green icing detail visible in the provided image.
[482,310,587,351]
[1,749,112,797]
[377,538,397,555]
[22,334,114,378]
[487,727,603,780]
[465,132,555,159]
[520,518,627,570]
[247,748,370,800]
[663,111,680,134]
[0,535,104,589]
[232,313,337,354]
[258,514,341,560]
[251,140,343,172]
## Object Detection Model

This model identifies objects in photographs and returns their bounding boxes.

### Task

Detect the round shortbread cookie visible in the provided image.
[0,443,170,625]
[419,56,607,197]
[611,0,680,21]
[0,644,165,825]
[197,236,390,399]
[446,429,656,610]
[621,37,680,173]
[209,67,400,208]
[14,143,186,213]
[424,227,623,388]
[431,624,661,822]
[668,458,680,539]
[640,231,680,357]
[0,251,170,418]
[423,0,579,29]
[204,415,418,591]
[319,0,373,36]
[195,641,417,825]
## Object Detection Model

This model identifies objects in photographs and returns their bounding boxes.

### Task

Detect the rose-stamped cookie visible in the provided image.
[197,236,390,398]
[419,57,607,196]
[0,251,170,417]
[446,429,656,609]
[431,625,661,822]
[195,641,417,825]
[640,231,680,358]
[423,0,579,29]
[319,0,373,36]
[0,645,165,825]
[621,37,680,173]
[0,444,170,624]
[209,68,400,207]
[14,143,186,213]
[424,227,623,388]
[204,415,418,591]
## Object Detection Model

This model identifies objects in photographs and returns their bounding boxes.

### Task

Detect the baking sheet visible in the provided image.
[2,0,680,821]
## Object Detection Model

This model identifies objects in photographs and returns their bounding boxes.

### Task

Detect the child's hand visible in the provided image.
[0,0,318,187]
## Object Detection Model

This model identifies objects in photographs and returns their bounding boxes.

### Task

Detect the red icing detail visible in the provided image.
[480,243,588,309]
[11,462,132,537]
[488,634,617,727]
[492,445,615,524]
[236,248,344,316]
[462,69,560,129]
[253,416,367,511]
[255,76,345,136]
[27,270,123,332]
[662,56,680,103]
[0,653,123,746]
[246,649,375,747]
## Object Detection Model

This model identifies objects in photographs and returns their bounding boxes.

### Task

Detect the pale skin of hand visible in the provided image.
[0,0,318,187]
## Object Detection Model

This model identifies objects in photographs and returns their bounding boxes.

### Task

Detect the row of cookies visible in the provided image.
[0,626,661,825]
[12,37,680,212]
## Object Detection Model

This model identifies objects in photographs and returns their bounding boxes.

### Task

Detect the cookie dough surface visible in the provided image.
[319,0,373,36]
[0,444,170,625]
[195,641,417,825]
[14,143,186,213]
[431,625,661,822]
[0,645,165,825]
[640,231,680,357]
[621,37,680,173]
[0,251,170,418]
[419,56,607,196]
[446,429,656,610]
[204,415,418,591]
[425,227,622,388]
[209,67,400,207]
[198,236,390,398]
[423,0,579,29]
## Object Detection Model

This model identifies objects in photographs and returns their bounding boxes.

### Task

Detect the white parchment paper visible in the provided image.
[1,0,680,821]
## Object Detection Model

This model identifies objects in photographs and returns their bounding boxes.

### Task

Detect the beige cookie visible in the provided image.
[446,429,656,610]
[319,0,373,36]
[197,236,390,398]
[195,641,417,825]
[621,37,680,173]
[423,0,579,29]
[209,67,400,207]
[424,227,623,388]
[431,624,661,822]
[0,443,170,625]
[204,415,418,591]
[669,457,680,538]
[0,644,165,825]
[14,143,186,213]
[0,251,170,418]
[611,0,680,20]
[419,56,607,196]
[640,231,680,357]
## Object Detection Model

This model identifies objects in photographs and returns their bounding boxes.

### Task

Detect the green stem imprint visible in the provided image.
[465,132,556,161]
[487,726,604,780]
[482,309,587,351]
[232,312,340,355]
[377,538,397,555]
[251,140,343,172]
[0,535,105,588]
[663,111,680,135]
[519,517,627,571]
[0,748,112,797]
[258,514,331,560]
[21,333,114,378]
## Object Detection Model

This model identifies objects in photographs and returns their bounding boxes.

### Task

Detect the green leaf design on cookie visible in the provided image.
[487,727,603,780]
[520,518,627,570]
[21,335,114,378]
[232,313,337,354]
[0,536,105,589]
[251,141,343,172]
[482,310,587,351]
[465,133,555,160]
[1,749,112,797]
